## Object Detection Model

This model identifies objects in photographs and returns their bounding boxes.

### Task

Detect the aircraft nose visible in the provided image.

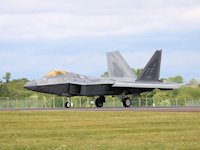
[24,80,37,91]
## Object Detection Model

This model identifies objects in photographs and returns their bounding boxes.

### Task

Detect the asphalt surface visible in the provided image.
[1,107,200,112]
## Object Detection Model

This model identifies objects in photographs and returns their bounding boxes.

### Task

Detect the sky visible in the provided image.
[0,0,200,82]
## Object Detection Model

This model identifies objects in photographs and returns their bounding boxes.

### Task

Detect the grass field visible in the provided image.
[0,110,200,150]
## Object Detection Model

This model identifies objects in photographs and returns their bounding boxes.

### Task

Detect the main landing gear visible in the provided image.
[95,96,105,107]
[119,93,131,107]
[94,95,131,108]
[121,97,131,107]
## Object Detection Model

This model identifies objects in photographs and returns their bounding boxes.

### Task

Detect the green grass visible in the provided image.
[0,111,200,150]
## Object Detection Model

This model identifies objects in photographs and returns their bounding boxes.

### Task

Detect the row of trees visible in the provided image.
[0,71,200,101]
[0,72,54,100]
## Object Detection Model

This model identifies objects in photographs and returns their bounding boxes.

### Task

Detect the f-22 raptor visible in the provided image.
[24,50,181,108]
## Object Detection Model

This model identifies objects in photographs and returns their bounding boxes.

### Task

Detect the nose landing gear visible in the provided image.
[65,97,71,108]
[65,101,71,108]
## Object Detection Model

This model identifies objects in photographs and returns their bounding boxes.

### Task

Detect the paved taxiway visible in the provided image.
[1,107,200,112]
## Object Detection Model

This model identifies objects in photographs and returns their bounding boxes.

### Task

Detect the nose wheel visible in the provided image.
[65,101,71,108]
[65,97,71,108]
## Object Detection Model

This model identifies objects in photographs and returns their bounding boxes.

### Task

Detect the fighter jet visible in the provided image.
[24,50,181,108]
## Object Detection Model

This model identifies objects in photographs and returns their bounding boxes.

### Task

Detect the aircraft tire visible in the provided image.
[95,98,104,107]
[122,98,131,107]
[65,101,71,108]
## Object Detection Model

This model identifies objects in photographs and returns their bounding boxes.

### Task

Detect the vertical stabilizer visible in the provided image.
[137,50,162,81]
[107,51,136,78]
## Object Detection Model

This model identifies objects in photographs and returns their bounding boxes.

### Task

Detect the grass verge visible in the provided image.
[0,110,200,150]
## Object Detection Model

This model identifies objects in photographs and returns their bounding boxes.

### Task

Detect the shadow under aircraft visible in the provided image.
[24,50,181,108]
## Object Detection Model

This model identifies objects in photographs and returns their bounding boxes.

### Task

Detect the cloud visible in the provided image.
[1,0,199,14]
[181,7,200,27]
[0,0,200,39]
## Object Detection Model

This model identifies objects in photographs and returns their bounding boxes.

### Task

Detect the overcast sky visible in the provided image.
[0,0,200,82]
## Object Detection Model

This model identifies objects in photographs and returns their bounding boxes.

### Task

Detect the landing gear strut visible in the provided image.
[95,96,105,107]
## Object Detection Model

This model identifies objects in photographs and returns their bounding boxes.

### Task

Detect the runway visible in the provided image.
[1,107,200,112]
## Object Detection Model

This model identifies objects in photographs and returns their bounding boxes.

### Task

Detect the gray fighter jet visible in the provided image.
[24,50,181,108]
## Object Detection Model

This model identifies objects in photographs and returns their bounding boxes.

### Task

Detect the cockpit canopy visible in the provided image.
[45,70,67,77]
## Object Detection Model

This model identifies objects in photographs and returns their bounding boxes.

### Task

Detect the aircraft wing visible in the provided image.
[112,82,181,89]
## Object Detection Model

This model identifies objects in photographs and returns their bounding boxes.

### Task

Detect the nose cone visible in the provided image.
[24,80,38,91]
